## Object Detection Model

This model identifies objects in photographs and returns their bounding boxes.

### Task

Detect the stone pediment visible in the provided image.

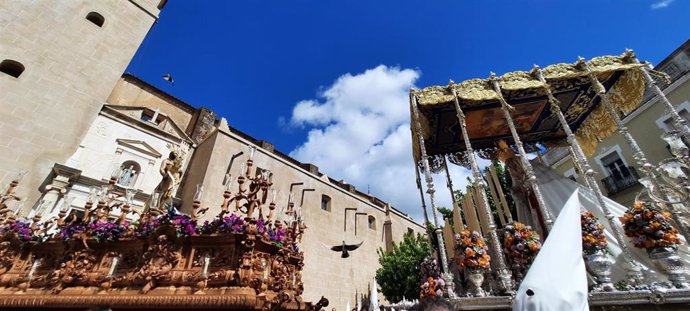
[103,105,193,143]
[116,138,162,158]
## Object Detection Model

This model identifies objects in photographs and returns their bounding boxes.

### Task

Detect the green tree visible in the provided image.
[375,233,431,302]
[437,206,454,226]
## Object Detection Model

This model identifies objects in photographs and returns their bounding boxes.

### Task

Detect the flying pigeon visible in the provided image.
[162,73,174,85]
[330,241,363,258]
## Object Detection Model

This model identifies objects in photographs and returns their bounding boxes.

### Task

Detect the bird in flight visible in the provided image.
[330,241,363,258]
[162,73,174,85]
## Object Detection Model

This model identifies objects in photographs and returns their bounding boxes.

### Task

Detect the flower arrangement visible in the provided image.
[620,201,681,250]
[132,210,198,238]
[419,257,446,299]
[581,210,608,255]
[0,221,35,242]
[88,221,128,243]
[267,226,286,247]
[503,222,541,265]
[58,222,86,240]
[454,228,490,270]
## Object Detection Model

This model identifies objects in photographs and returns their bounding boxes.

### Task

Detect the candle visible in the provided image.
[107,257,120,278]
[262,259,268,279]
[150,192,160,209]
[239,162,246,177]
[202,253,210,278]
[88,186,100,203]
[125,189,138,206]
[100,185,109,201]
[224,174,234,191]
[194,184,204,201]
[248,145,256,160]
[28,258,41,280]
[270,189,279,203]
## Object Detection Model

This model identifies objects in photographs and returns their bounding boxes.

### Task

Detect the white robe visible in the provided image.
[521,160,690,284]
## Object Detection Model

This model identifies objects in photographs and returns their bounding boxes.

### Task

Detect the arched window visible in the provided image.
[320,195,331,212]
[117,160,141,187]
[0,60,24,78]
[368,215,376,231]
[85,12,105,27]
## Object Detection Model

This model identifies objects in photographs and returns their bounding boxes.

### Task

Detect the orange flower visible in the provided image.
[663,211,672,219]
[633,202,644,210]
[465,248,476,257]
[515,222,525,230]
[528,241,538,251]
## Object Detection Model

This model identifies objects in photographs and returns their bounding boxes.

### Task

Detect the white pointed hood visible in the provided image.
[513,190,589,311]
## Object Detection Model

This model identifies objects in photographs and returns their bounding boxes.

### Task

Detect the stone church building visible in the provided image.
[0,1,425,308]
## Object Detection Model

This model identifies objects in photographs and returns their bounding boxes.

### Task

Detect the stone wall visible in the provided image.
[181,125,426,309]
[0,0,162,213]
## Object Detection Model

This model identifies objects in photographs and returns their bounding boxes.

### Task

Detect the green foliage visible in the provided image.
[375,233,431,303]
[437,206,454,226]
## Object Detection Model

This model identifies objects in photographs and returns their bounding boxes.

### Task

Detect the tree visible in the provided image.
[375,233,431,303]
[437,206,454,226]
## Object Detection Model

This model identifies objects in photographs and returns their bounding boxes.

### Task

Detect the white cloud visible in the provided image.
[651,0,674,9]
[288,65,475,223]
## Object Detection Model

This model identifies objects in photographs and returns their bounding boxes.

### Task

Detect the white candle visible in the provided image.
[28,259,41,280]
[202,254,210,278]
[248,146,256,160]
[107,257,119,278]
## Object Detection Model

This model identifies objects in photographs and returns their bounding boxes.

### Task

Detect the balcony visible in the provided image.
[601,166,640,196]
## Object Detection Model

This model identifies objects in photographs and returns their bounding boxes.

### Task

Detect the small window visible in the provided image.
[368,215,376,231]
[117,160,141,187]
[0,59,25,78]
[86,12,105,27]
[321,195,331,212]
[140,109,162,124]
[601,152,630,180]
[407,228,414,236]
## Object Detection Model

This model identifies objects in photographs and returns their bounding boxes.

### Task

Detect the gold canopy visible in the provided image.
[411,53,646,164]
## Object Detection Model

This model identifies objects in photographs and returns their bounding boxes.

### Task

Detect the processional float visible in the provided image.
[410,50,690,308]
[0,147,327,310]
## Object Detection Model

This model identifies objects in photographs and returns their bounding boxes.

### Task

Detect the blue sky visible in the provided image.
[127,0,690,220]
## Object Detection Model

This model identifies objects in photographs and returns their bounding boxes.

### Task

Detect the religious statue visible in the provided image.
[117,165,136,187]
[496,140,547,237]
[153,151,183,209]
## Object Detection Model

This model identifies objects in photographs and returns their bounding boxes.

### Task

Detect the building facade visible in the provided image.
[543,39,690,207]
[0,2,426,308]
[0,0,165,213]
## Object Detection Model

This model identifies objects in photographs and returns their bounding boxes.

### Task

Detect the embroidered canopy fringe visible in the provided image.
[411,53,646,166]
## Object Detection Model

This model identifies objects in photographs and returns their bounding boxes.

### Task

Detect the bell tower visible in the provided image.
[0,0,166,209]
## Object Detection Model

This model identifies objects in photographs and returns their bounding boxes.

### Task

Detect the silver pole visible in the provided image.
[442,156,458,213]
[489,73,554,233]
[415,163,435,248]
[577,57,690,251]
[449,82,514,294]
[533,65,643,286]
[627,50,690,137]
[409,92,455,297]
